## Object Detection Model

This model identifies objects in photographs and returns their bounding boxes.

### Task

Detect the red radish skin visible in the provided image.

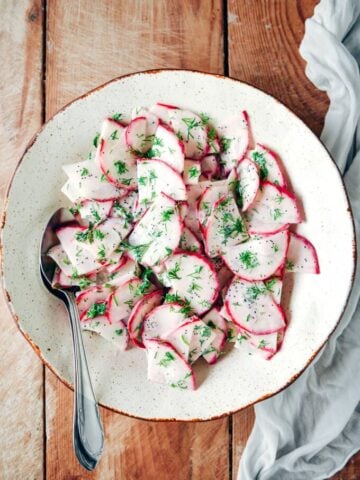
[286,232,320,274]
[107,278,152,324]
[202,308,228,364]
[200,155,220,180]
[125,116,148,153]
[128,290,163,348]
[152,123,185,173]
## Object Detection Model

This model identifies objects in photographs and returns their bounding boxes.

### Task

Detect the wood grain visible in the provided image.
[45,1,228,478]
[0,0,44,478]
[227,0,328,136]
[232,408,255,478]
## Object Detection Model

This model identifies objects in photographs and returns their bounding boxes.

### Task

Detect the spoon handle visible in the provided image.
[64,291,104,470]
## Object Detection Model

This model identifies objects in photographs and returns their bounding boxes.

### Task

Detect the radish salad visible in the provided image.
[50,103,320,391]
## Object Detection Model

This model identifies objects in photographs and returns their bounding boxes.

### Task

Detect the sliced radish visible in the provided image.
[76,217,131,262]
[126,114,159,154]
[56,224,102,275]
[47,244,76,277]
[286,232,320,274]
[145,339,196,390]
[78,199,113,224]
[96,118,137,189]
[129,192,182,266]
[164,251,219,315]
[216,111,249,173]
[225,277,286,335]
[204,194,248,257]
[76,286,111,316]
[81,316,129,351]
[184,183,211,237]
[61,179,82,203]
[249,144,286,186]
[196,181,229,232]
[128,290,163,348]
[165,317,215,364]
[105,256,139,285]
[222,230,289,281]
[201,308,227,364]
[142,303,190,341]
[132,193,148,222]
[183,159,201,185]
[108,278,153,324]
[52,268,96,290]
[148,124,185,173]
[207,128,221,155]
[236,158,260,211]
[200,154,220,180]
[179,227,203,253]
[169,109,208,159]
[62,159,123,200]
[137,159,186,207]
[246,182,301,234]
[264,276,283,304]
[149,102,179,124]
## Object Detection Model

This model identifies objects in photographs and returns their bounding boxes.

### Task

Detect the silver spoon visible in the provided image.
[40,208,104,470]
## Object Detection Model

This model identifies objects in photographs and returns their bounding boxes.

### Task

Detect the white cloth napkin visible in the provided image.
[238,1,360,479]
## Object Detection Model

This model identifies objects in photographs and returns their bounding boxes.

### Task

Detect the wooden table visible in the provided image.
[0,1,357,478]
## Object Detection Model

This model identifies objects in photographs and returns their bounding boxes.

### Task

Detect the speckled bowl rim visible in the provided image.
[0,69,357,422]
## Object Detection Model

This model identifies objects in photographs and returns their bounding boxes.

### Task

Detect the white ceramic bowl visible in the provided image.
[1,70,355,421]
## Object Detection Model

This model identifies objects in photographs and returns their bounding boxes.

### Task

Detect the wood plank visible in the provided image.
[0,0,44,478]
[228,1,329,477]
[45,1,228,478]
[332,452,360,480]
[227,0,328,136]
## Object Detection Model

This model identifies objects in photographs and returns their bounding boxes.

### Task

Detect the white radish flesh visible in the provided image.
[183,159,201,185]
[246,182,301,234]
[63,159,123,200]
[286,232,320,274]
[222,230,289,281]
[128,290,163,348]
[149,102,179,124]
[137,159,186,207]
[165,317,215,364]
[142,303,190,341]
[150,124,185,173]
[126,114,159,154]
[108,278,151,324]
[196,182,229,232]
[96,118,137,189]
[164,252,220,315]
[105,256,139,285]
[145,339,196,390]
[169,109,209,159]
[204,194,248,257]
[249,144,285,186]
[81,316,129,351]
[78,199,113,224]
[179,227,203,253]
[202,308,227,364]
[76,286,111,316]
[129,193,182,267]
[216,111,249,173]
[56,225,102,275]
[47,244,76,277]
[225,277,286,334]
[236,158,260,211]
